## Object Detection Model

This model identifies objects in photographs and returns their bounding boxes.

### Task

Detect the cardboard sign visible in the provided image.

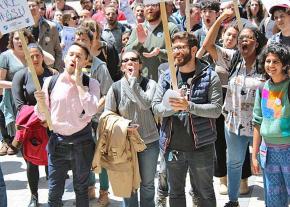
[61,26,76,58]
[0,0,34,34]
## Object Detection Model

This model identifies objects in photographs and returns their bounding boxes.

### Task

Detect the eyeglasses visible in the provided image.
[122,57,139,63]
[40,7,46,10]
[172,45,190,52]
[145,3,159,8]
[71,16,79,20]
[238,35,256,41]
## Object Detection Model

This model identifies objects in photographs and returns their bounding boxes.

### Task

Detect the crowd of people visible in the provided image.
[0,0,290,207]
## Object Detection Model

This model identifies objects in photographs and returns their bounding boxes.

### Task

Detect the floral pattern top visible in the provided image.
[215,46,265,137]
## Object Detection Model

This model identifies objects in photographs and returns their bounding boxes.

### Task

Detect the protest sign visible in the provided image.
[232,0,243,31]
[61,26,76,58]
[159,0,178,91]
[185,0,191,32]
[0,0,34,34]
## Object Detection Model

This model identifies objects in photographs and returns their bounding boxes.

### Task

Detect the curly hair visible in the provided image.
[8,29,36,49]
[258,43,290,76]
[172,31,198,49]
[246,0,264,24]
[200,1,220,12]
[239,26,267,55]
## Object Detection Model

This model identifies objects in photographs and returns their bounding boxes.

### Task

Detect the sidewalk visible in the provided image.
[0,152,268,207]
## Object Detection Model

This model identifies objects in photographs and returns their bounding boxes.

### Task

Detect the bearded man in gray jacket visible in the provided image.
[152,31,222,207]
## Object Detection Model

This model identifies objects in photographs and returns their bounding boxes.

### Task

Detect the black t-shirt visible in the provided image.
[97,41,122,82]
[31,26,40,41]
[12,68,52,111]
[280,35,290,46]
[168,70,196,152]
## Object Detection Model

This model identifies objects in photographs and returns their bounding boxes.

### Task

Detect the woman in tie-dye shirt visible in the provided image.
[252,43,290,207]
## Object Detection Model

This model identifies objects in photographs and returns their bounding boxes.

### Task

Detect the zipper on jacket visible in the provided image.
[163,117,173,152]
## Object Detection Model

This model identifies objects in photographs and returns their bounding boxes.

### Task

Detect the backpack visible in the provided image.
[112,77,150,113]
[47,73,90,116]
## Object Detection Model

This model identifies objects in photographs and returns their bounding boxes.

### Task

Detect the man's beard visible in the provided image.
[145,10,160,22]
[108,19,116,26]
[175,52,192,67]
[83,5,92,11]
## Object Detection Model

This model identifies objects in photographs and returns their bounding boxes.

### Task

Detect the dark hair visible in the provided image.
[223,23,239,34]
[81,20,101,37]
[239,26,267,55]
[200,1,220,12]
[75,27,94,41]
[121,50,142,63]
[258,43,290,76]
[122,30,132,36]
[172,31,198,49]
[8,29,36,49]
[270,6,290,20]
[70,42,90,59]
[246,0,264,24]
[27,43,48,69]
[80,0,93,4]
[191,3,201,12]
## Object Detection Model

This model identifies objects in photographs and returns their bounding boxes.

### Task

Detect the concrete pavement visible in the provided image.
[0,150,271,207]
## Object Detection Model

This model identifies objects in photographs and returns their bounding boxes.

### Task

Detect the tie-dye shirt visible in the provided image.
[253,78,290,145]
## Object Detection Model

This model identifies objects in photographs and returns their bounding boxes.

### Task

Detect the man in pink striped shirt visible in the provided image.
[34,42,100,207]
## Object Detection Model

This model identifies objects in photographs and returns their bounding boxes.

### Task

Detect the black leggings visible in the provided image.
[26,160,48,195]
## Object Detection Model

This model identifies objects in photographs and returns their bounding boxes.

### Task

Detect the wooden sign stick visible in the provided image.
[185,0,191,32]
[160,0,178,91]
[18,30,53,130]
[233,0,243,31]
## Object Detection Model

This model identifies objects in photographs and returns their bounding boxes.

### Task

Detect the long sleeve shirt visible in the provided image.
[35,70,100,136]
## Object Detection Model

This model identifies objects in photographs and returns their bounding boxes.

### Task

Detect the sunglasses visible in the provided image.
[71,16,79,20]
[40,7,46,10]
[122,57,139,63]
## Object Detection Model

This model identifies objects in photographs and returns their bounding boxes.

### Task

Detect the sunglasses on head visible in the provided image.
[122,57,139,63]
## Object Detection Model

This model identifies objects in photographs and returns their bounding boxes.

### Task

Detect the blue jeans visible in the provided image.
[48,139,95,207]
[0,162,7,207]
[123,140,159,207]
[264,146,290,207]
[224,126,252,202]
[166,144,216,207]
[157,150,168,197]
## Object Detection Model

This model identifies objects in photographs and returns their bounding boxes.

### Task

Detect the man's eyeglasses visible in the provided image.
[172,45,190,52]
[71,16,79,20]
[238,35,256,41]
[122,57,139,63]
